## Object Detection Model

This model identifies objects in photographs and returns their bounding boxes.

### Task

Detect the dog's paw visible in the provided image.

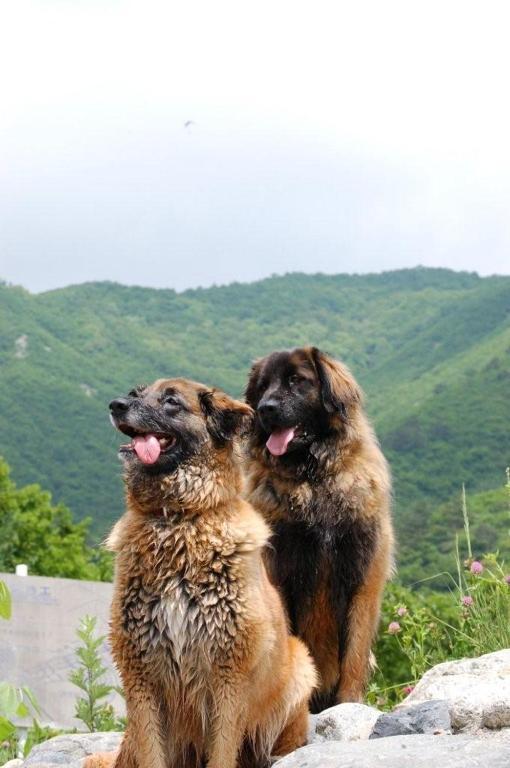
[83,751,118,768]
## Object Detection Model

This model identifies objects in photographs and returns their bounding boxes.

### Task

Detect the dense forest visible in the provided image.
[1,268,509,584]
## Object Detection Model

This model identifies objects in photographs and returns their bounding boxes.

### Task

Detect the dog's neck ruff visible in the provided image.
[126,448,242,519]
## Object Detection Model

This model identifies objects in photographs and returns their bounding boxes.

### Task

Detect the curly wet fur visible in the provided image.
[244,348,394,711]
[85,378,316,768]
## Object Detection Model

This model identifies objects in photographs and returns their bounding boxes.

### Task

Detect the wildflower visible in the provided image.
[461,595,474,607]
[470,561,483,575]
[402,685,414,695]
[397,606,408,617]
[504,574,510,585]
[388,621,401,634]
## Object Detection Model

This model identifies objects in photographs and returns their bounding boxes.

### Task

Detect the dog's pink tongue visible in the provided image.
[133,435,161,465]
[266,428,295,456]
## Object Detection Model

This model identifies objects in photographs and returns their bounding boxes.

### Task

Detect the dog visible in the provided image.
[244,347,394,712]
[85,377,317,768]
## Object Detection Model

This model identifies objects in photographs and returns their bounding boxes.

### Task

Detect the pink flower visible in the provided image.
[402,685,415,695]
[397,606,408,617]
[504,575,510,585]
[470,561,484,575]
[388,621,401,635]
[461,595,474,607]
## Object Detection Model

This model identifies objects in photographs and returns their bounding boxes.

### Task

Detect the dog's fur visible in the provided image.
[244,348,394,712]
[85,378,316,768]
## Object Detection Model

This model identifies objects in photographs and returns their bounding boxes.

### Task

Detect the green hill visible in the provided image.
[1,268,509,581]
[399,482,510,585]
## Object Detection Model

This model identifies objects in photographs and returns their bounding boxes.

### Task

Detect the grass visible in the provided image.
[370,472,510,708]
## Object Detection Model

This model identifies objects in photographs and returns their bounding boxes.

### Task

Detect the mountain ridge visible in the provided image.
[1,267,509,580]
[2,265,491,298]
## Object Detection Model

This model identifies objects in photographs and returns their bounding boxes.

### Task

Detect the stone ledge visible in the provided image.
[273,731,510,768]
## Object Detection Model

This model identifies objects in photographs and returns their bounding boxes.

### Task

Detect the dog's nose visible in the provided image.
[109,398,130,415]
[258,398,280,419]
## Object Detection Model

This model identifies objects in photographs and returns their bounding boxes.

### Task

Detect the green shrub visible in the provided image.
[69,615,125,732]
[370,473,510,708]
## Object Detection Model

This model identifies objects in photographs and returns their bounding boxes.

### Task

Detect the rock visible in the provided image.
[310,703,381,743]
[22,733,122,768]
[273,731,510,767]
[403,649,510,733]
[307,713,318,742]
[370,699,451,738]
[2,760,24,768]
[482,703,510,730]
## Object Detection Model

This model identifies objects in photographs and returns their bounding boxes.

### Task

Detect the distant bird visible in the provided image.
[184,120,196,130]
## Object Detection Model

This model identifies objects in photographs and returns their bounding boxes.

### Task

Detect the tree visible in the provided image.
[0,458,112,581]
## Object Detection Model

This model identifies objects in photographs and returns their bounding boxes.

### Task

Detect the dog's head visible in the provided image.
[245,347,362,458]
[109,378,252,505]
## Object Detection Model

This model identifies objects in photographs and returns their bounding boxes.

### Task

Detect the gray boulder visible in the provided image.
[22,733,122,768]
[274,731,510,768]
[310,703,381,743]
[403,649,510,733]
[370,699,451,738]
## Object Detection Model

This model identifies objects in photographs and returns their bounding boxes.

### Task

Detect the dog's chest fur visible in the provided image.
[117,516,244,671]
[253,475,378,637]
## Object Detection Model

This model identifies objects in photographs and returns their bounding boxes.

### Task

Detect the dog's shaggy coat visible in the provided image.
[244,348,394,712]
[85,378,316,768]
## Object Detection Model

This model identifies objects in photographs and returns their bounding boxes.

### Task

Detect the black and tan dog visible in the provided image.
[244,348,394,712]
[85,378,316,768]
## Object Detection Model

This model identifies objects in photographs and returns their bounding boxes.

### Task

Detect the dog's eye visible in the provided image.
[288,374,304,387]
[128,385,146,398]
[163,395,180,407]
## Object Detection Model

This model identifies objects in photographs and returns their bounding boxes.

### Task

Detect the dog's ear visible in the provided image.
[199,389,254,444]
[310,347,362,420]
[244,358,264,408]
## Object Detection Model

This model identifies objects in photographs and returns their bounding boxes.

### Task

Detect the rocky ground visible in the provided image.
[4,649,510,768]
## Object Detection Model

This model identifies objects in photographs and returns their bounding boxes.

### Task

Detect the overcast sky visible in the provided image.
[1,0,509,292]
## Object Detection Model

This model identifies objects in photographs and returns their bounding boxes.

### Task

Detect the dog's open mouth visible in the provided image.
[117,426,177,465]
[266,426,297,456]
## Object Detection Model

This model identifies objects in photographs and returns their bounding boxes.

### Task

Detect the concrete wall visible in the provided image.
[0,572,124,730]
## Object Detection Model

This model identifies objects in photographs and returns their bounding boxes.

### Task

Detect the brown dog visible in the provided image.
[85,378,316,768]
[244,348,394,712]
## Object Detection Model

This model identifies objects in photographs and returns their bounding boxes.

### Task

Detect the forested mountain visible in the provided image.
[1,268,509,583]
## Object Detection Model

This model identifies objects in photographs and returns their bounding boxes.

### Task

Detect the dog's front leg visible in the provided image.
[114,677,168,768]
[338,540,390,703]
[206,677,248,768]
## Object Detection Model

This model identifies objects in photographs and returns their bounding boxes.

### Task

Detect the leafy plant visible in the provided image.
[69,615,125,732]
[23,720,62,758]
[371,474,510,708]
[368,584,454,708]
[0,580,11,620]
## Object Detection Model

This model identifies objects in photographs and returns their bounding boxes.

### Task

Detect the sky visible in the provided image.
[1,0,510,292]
